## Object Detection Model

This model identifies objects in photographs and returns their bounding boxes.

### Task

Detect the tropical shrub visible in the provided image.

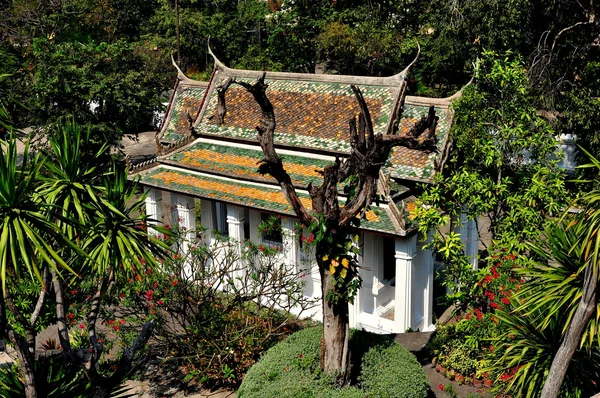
[238,327,429,398]
[92,221,317,389]
[428,249,523,379]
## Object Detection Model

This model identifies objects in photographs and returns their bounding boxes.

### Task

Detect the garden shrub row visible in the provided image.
[238,326,429,398]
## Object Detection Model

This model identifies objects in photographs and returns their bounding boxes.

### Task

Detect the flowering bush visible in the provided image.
[428,249,523,380]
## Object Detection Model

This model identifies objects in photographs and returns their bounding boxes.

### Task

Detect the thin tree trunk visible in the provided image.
[540,263,598,398]
[319,262,350,377]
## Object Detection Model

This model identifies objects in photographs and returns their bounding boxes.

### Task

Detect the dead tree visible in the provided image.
[230,72,437,376]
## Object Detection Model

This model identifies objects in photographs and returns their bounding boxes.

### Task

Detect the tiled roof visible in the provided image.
[161,84,207,142]
[163,140,334,188]
[138,165,402,236]
[140,60,459,237]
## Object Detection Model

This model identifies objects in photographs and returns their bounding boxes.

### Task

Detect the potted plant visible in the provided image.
[454,373,465,384]
[484,378,493,388]
[473,376,484,388]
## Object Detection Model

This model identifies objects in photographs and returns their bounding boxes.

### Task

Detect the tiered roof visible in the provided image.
[135,52,460,236]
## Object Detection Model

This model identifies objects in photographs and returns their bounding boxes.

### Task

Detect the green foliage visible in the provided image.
[238,327,428,398]
[30,38,167,145]
[0,359,93,398]
[480,153,600,397]
[96,222,314,389]
[414,50,569,306]
[0,136,81,292]
[0,357,135,397]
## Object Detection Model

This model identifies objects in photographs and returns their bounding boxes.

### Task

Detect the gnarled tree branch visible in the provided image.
[233,73,316,226]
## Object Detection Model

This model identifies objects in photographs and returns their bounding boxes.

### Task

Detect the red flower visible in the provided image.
[485,275,493,283]
[79,323,85,329]
[259,245,265,252]
[476,312,483,320]
[502,297,510,305]
[145,290,154,301]
[510,253,516,260]
[146,268,153,275]
[153,282,159,288]
[438,384,445,391]
[173,254,179,259]
[113,325,120,331]
[135,275,142,281]
[70,290,77,295]
[466,313,472,320]
[67,313,74,319]
[489,345,494,351]
[500,373,511,381]
[172,279,179,286]
[157,299,164,305]
[119,293,125,299]
[490,302,499,309]
[307,234,314,243]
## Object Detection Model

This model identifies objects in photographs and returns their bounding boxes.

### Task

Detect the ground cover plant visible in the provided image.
[238,326,429,398]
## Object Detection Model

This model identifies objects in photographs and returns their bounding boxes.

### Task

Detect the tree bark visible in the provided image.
[320,260,350,377]
[231,72,437,377]
[540,262,598,398]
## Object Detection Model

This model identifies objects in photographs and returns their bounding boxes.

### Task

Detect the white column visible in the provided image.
[422,231,435,331]
[226,204,246,282]
[248,210,261,244]
[145,188,163,237]
[466,219,478,269]
[172,194,196,255]
[395,235,417,332]
[281,217,299,271]
[455,213,478,270]
[201,199,216,247]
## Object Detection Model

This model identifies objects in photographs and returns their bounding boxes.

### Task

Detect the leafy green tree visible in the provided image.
[414,51,569,305]
[29,38,167,147]
[0,117,171,397]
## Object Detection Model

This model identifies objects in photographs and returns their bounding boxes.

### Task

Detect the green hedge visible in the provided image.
[238,327,429,398]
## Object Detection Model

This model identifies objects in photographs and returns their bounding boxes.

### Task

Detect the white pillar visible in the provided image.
[145,188,163,237]
[171,194,196,255]
[455,213,478,270]
[226,204,246,282]
[281,217,299,271]
[422,231,435,331]
[201,199,216,247]
[395,235,416,332]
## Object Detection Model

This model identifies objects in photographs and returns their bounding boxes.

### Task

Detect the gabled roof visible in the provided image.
[135,51,464,236]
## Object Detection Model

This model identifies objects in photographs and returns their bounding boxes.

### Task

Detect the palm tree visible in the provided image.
[0,133,82,398]
[524,149,600,398]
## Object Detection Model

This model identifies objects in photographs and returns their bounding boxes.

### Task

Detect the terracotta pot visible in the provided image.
[447,370,456,380]
[484,379,493,388]
[435,364,443,373]
[473,378,484,388]
[454,374,465,384]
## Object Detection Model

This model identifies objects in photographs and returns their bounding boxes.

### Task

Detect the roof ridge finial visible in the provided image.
[445,60,477,101]
[207,37,227,71]
[171,54,192,83]
[392,40,421,81]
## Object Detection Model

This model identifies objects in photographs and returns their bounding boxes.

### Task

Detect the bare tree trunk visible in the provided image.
[320,264,350,376]
[540,263,598,398]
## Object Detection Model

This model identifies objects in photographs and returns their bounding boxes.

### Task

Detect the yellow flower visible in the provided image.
[341,258,349,268]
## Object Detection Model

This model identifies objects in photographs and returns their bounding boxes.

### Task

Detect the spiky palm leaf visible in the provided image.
[37,120,109,240]
[0,136,80,293]
[81,165,171,276]
[487,304,600,397]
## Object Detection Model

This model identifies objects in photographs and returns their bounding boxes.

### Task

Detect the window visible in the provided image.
[215,202,228,236]
[260,213,282,244]
[383,236,396,282]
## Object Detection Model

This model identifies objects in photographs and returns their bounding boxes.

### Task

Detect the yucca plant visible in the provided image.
[492,149,600,398]
[0,358,135,398]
